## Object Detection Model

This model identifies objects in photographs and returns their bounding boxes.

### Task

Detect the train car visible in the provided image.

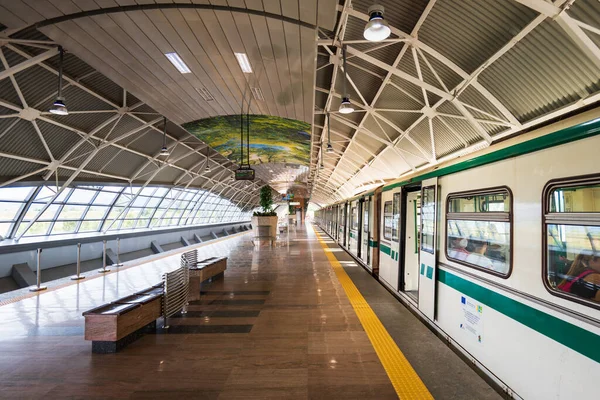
[316,108,600,399]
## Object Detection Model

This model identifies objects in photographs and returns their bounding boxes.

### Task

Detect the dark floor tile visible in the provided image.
[156,325,253,334]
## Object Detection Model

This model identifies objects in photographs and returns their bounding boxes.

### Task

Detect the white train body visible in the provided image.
[315,109,600,399]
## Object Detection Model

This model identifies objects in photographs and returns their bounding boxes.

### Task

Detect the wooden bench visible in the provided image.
[182,251,227,301]
[83,286,163,353]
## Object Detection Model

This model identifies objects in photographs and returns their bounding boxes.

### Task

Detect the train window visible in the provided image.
[351,207,358,230]
[421,186,436,254]
[392,192,401,241]
[364,202,369,233]
[383,201,393,240]
[544,179,600,308]
[445,188,512,277]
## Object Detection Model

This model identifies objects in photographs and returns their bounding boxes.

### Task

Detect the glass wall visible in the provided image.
[0,184,251,240]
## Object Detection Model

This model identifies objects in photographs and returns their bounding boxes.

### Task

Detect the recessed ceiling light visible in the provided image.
[196,87,214,101]
[234,53,252,73]
[251,87,264,101]
[165,52,191,74]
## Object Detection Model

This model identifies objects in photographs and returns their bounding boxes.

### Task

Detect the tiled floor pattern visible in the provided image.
[0,225,398,399]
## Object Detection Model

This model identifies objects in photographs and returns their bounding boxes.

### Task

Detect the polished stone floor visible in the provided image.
[0,224,500,399]
[0,225,398,399]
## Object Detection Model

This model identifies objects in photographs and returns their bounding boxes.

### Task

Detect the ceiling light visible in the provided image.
[50,96,68,116]
[339,97,354,114]
[326,143,334,153]
[234,52,252,73]
[159,146,170,157]
[158,117,169,157]
[49,46,68,116]
[196,87,214,101]
[326,112,334,152]
[165,52,191,74]
[364,5,391,42]
[251,87,264,101]
[339,46,353,114]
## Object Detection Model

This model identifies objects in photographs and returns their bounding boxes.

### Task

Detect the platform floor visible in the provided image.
[0,224,500,399]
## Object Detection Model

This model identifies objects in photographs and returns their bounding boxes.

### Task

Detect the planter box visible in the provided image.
[251,216,278,239]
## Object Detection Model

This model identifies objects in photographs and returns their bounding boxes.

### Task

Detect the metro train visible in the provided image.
[315,109,600,400]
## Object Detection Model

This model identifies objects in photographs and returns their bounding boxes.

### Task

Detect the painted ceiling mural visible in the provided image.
[183,115,311,166]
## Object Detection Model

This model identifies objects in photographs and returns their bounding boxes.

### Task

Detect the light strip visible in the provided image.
[165,52,191,74]
[234,52,253,73]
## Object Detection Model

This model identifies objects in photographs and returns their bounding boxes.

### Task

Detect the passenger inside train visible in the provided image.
[557,252,600,302]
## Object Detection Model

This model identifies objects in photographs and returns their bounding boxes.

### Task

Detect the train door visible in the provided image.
[379,188,401,290]
[348,200,359,254]
[418,178,438,321]
[401,189,421,303]
[361,197,370,266]
[339,204,346,246]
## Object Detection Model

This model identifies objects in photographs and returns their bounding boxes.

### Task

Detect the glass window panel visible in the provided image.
[93,191,118,205]
[0,202,23,221]
[145,197,162,208]
[101,186,124,193]
[135,219,150,229]
[67,188,96,204]
[0,187,33,201]
[52,221,78,234]
[550,185,600,213]
[173,209,184,217]
[421,186,435,254]
[79,220,101,232]
[446,220,510,275]
[392,193,401,241]
[115,193,133,206]
[547,224,600,304]
[139,187,156,196]
[139,208,154,218]
[383,201,392,241]
[154,187,169,197]
[85,206,109,219]
[21,222,51,236]
[0,222,12,237]
[448,191,510,213]
[25,204,60,220]
[132,196,149,207]
[125,208,141,219]
[121,219,136,229]
[108,220,123,231]
[57,205,87,220]
[107,207,125,220]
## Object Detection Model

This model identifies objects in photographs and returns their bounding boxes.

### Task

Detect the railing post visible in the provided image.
[98,240,111,273]
[113,237,123,267]
[29,248,47,292]
[71,243,85,280]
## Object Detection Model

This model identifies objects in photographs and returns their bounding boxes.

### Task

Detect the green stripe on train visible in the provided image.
[439,269,600,364]
[383,118,600,192]
[380,243,391,256]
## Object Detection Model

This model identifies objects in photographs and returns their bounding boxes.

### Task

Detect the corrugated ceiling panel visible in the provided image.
[1,119,49,160]
[457,86,507,121]
[36,120,85,161]
[377,111,421,132]
[432,117,463,158]
[375,83,423,110]
[102,150,147,177]
[418,0,538,74]
[396,138,428,168]
[478,19,600,123]
[13,64,57,108]
[440,116,484,145]
[0,158,44,178]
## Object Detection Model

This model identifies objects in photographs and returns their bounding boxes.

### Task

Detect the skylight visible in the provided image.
[165,52,191,74]
[234,53,252,73]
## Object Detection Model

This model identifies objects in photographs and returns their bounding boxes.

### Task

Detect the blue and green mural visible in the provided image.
[183,115,311,165]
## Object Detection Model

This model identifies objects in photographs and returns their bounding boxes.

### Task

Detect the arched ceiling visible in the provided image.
[1,0,599,208]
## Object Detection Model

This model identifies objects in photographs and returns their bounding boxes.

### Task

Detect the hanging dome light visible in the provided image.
[158,117,170,157]
[50,96,68,116]
[339,97,354,114]
[326,143,334,153]
[326,113,334,153]
[338,46,354,114]
[49,46,68,115]
[205,161,211,173]
[364,5,391,42]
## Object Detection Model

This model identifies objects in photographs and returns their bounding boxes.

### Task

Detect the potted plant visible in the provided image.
[251,186,278,240]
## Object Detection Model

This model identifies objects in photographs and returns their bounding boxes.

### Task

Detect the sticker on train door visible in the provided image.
[460,295,484,344]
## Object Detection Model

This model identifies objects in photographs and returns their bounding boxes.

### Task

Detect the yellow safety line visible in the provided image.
[315,230,433,400]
